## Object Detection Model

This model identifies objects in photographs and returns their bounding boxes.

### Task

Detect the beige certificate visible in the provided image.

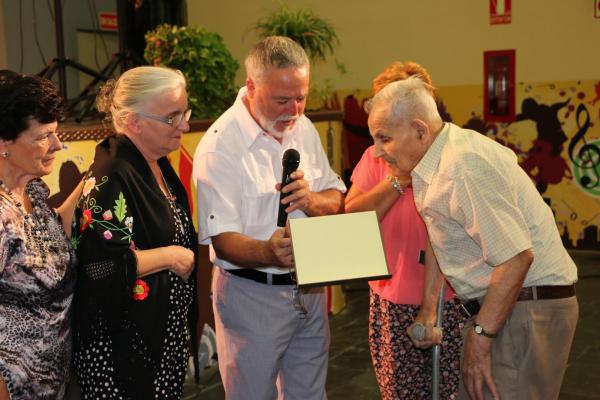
[289,211,390,287]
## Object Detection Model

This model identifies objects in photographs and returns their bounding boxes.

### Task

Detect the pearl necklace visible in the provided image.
[0,179,49,266]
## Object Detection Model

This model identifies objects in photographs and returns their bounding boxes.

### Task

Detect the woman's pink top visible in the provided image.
[351,146,455,305]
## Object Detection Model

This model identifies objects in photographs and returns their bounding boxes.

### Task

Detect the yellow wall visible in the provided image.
[185,1,600,250]
[187,0,600,89]
[0,0,6,68]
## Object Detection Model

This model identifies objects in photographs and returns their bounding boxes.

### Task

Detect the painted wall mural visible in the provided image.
[339,79,600,251]
[479,80,599,250]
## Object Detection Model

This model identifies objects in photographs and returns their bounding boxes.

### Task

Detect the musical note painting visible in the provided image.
[438,77,600,250]
[507,80,599,250]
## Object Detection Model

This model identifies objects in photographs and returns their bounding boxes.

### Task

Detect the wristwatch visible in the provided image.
[473,323,498,338]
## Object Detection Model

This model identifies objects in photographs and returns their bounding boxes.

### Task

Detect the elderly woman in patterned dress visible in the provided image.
[0,71,79,400]
[71,66,197,400]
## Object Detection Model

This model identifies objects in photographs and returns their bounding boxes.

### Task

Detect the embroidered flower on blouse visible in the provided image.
[132,279,149,300]
[124,216,134,232]
[80,209,92,232]
[82,177,96,196]
[129,240,136,250]
[71,175,134,249]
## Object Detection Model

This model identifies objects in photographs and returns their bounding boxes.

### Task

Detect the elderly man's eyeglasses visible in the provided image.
[138,109,192,127]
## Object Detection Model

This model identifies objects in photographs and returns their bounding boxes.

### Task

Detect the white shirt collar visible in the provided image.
[231,87,266,150]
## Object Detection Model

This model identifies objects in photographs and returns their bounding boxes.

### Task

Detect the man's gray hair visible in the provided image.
[365,75,441,127]
[245,36,310,81]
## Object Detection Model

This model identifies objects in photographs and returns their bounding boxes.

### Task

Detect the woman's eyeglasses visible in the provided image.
[138,109,192,127]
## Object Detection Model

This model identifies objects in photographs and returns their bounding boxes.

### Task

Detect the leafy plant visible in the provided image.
[145,24,239,119]
[304,79,330,111]
[253,6,345,111]
[254,6,340,63]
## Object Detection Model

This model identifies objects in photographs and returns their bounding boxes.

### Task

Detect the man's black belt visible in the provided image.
[460,284,576,317]
[227,268,294,285]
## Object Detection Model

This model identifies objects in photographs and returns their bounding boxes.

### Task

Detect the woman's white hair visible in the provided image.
[97,66,187,132]
[365,75,441,128]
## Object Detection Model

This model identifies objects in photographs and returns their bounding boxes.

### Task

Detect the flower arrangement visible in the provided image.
[144,24,239,119]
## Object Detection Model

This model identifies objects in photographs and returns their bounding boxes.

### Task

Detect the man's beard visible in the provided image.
[260,113,300,139]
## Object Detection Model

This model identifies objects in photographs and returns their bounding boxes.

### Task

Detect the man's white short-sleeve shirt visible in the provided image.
[193,87,346,274]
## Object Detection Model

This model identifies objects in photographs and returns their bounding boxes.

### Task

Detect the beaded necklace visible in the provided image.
[158,171,188,240]
[0,179,50,266]
[0,179,34,223]
[158,169,177,202]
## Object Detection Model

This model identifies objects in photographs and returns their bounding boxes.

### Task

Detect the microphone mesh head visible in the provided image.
[282,148,300,168]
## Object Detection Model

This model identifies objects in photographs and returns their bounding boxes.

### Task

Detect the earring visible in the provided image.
[1,151,7,158]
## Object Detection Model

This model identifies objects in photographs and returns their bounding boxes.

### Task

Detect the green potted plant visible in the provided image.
[253,5,345,111]
[254,6,340,63]
[145,24,239,119]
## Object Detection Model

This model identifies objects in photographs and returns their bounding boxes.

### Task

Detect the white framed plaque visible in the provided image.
[289,211,390,287]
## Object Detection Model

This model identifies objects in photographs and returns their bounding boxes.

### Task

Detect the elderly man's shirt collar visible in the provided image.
[412,122,450,184]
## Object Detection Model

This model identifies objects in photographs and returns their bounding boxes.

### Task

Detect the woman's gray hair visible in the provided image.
[244,36,310,82]
[365,75,441,127]
[97,66,187,132]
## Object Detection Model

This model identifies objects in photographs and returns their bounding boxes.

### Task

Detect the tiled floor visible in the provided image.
[559,251,600,400]
[185,250,599,400]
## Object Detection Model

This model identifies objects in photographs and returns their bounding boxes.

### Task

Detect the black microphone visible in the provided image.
[277,148,300,227]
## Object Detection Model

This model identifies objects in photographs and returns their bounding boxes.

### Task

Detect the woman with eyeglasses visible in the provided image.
[72,66,197,399]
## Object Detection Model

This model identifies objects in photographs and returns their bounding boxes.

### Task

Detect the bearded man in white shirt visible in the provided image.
[193,36,346,400]
[367,76,578,400]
